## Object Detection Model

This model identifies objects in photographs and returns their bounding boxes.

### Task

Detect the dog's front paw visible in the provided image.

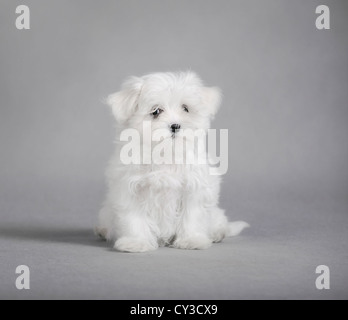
[114,237,158,253]
[173,235,212,250]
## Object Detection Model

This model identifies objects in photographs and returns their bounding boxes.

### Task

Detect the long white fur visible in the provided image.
[96,71,249,252]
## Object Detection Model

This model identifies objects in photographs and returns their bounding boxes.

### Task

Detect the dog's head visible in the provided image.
[107,71,221,138]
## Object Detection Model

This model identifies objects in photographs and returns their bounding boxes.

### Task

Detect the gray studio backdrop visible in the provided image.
[0,0,347,299]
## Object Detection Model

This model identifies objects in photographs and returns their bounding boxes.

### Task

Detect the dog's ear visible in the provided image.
[201,86,222,118]
[106,76,144,124]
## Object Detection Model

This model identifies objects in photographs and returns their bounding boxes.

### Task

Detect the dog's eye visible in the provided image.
[152,107,163,118]
[182,104,189,113]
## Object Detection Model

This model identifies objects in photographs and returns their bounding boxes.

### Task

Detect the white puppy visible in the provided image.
[96,71,248,252]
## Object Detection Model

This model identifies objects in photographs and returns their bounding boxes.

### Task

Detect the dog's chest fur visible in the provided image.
[130,163,209,240]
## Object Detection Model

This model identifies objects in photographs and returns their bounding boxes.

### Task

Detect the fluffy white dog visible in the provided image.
[96,71,248,252]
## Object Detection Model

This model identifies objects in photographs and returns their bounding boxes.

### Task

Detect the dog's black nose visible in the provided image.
[170,124,181,133]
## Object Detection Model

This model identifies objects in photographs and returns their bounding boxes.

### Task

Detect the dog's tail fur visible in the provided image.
[227,221,250,237]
